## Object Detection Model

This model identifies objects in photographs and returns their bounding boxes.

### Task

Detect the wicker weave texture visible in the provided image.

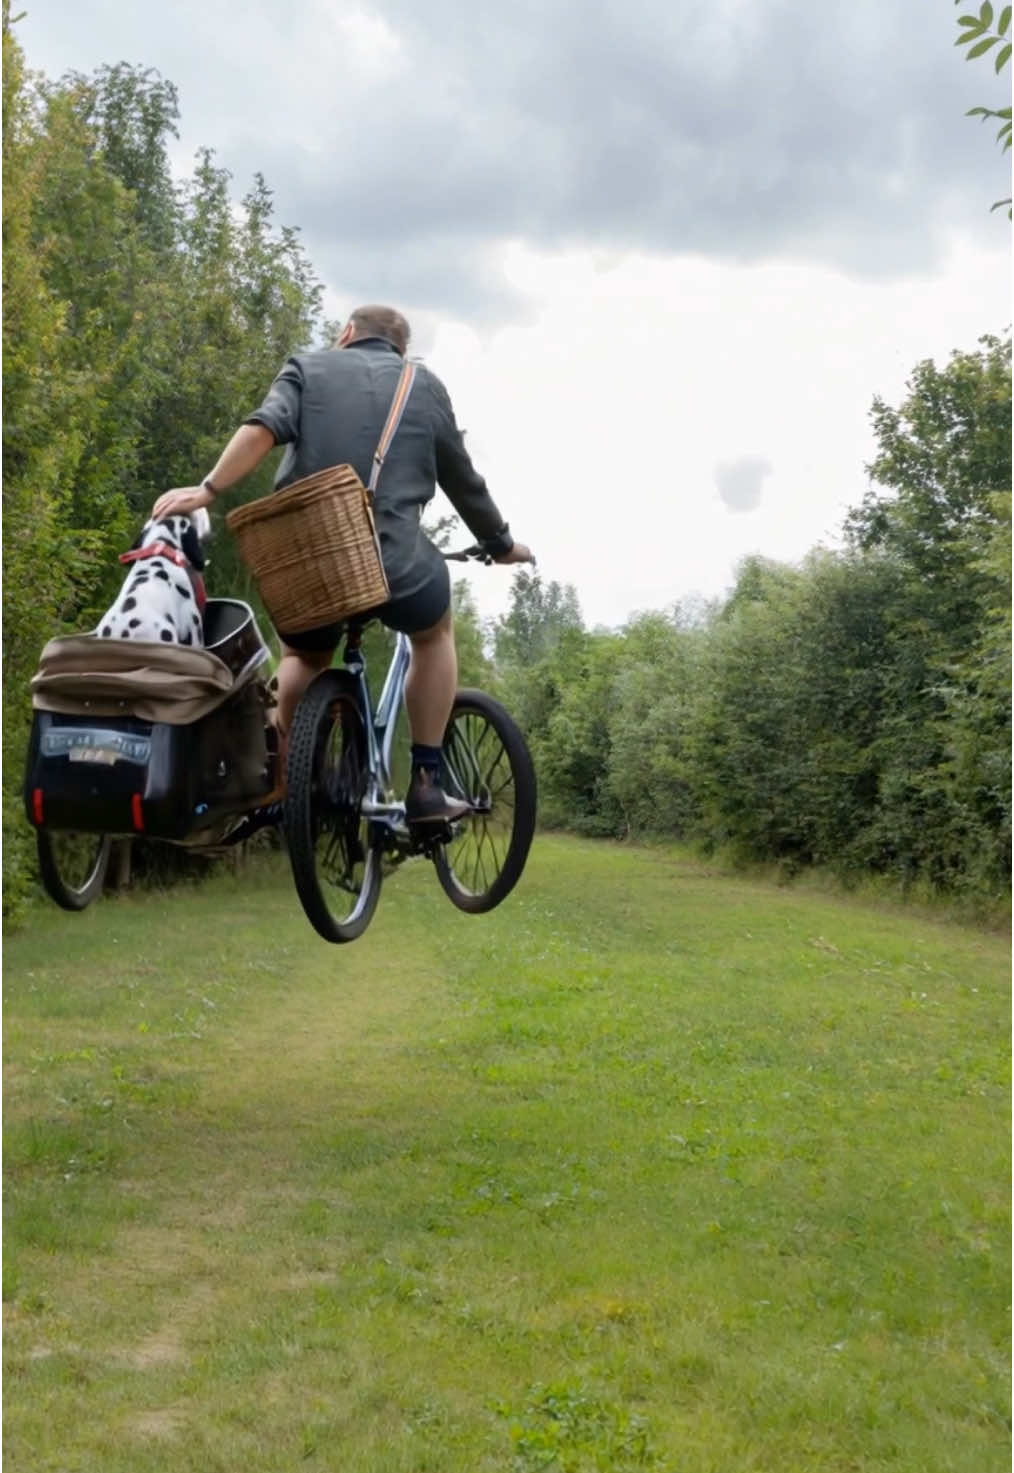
[226,465,389,633]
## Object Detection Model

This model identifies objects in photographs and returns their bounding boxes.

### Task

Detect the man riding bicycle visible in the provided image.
[153,305,532,825]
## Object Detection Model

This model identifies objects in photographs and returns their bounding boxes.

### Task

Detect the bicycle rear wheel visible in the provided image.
[37,830,111,911]
[284,670,382,943]
[434,689,536,913]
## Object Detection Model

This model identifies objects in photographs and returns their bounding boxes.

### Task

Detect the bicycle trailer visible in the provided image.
[25,600,274,841]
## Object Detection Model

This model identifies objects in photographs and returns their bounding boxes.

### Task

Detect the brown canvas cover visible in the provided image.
[30,635,238,725]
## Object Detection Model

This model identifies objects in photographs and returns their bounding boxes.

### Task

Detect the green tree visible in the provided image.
[493,569,583,667]
[1,21,327,915]
[847,336,1011,579]
[24,65,172,591]
[451,580,495,690]
[604,610,709,839]
[2,16,110,915]
[687,562,814,865]
[67,61,181,247]
[491,569,586,787]
[841,337,1010,893]
[954,0,1012,212]
[533,629,623,833]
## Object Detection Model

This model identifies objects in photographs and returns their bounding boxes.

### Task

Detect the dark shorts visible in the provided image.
[276,556,451,653]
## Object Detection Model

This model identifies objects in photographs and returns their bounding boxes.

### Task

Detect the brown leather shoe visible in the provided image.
[405,768,471,825]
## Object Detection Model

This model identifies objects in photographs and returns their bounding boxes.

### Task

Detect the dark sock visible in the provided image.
[410,743,443,780]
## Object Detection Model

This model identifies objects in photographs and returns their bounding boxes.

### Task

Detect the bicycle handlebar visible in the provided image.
[444,545,537,568]
[444,545,494,564]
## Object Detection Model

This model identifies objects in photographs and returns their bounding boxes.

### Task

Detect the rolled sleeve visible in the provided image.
[243,358,304,445]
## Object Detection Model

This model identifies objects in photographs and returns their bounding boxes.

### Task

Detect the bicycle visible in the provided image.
[25,547,538,941]
[284,545,537,943]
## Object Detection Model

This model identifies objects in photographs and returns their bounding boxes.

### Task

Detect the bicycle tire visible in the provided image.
[434,689,537,914]
[37,830,112,911]
[284,670,383,943]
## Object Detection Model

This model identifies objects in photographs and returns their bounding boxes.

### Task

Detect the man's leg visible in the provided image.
[402,610,469,823]
[403,609,457,746]
[276,643,335,743]
[245,642,334,824]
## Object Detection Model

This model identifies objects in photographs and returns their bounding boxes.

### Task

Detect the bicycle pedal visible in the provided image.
[413,824,453,857]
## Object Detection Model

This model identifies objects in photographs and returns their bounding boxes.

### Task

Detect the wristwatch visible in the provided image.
[201,478,219,498]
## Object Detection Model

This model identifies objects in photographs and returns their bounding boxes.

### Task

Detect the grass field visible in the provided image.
[3,835,1010,1472]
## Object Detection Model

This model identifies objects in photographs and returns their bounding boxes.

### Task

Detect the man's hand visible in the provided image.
[151,484,215,522]
[495,541,535,565]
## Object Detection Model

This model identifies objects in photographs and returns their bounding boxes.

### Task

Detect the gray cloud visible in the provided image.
[18,0,1011,318]
[715,456,772,514]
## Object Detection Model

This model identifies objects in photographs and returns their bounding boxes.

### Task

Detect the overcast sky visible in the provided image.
[17,0,1011,628]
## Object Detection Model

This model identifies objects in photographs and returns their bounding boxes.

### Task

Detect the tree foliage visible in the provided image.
[2,17,324,917]
[955,0,1012,212]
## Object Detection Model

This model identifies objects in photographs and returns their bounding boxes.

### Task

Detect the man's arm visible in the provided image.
[429,374,521,558]
[151,425,276,521]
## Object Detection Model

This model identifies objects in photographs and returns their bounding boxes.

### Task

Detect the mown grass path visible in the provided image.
[4,837,1010,1471]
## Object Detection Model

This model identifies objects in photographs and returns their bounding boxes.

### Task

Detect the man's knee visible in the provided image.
[280,642,334,670]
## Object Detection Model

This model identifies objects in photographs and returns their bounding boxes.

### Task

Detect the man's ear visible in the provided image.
[181,521,206,571]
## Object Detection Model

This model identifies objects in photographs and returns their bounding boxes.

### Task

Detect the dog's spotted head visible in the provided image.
[132,509,210,571]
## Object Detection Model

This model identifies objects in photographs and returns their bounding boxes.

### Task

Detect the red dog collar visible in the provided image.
[118,542,207,609]
[119,541,188,569]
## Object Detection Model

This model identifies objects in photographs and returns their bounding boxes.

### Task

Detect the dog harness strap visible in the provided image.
[118,542,207,610]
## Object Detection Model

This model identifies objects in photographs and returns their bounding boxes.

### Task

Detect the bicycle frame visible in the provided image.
[326,543,503,831]
[340,626,412,823]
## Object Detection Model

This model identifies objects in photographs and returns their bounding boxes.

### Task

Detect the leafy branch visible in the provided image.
[955,1,1012,212]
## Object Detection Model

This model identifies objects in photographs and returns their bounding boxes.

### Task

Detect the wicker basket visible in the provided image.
[226,465,389,634]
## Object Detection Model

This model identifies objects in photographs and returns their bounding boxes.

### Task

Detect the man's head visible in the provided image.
[337,305,410,355]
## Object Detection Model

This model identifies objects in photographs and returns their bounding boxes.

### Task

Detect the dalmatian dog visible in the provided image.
[95,508,211,646]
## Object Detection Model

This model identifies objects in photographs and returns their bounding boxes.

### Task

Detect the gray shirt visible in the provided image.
[244,337,511,601]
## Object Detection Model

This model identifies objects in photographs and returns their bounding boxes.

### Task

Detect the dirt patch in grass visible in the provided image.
[126,1407,186,1440]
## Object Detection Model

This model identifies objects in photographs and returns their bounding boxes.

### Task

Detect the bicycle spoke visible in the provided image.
[477,735,506,784]
[489,771,514,800]
[474,831,495,890]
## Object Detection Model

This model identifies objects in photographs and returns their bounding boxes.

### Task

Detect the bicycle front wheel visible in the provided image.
[37,829,112,911]
[434,689,536,913]
[284,670,382,943]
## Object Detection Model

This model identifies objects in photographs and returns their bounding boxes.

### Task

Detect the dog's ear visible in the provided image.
[181,520,206,571]
[129,519,155,551]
